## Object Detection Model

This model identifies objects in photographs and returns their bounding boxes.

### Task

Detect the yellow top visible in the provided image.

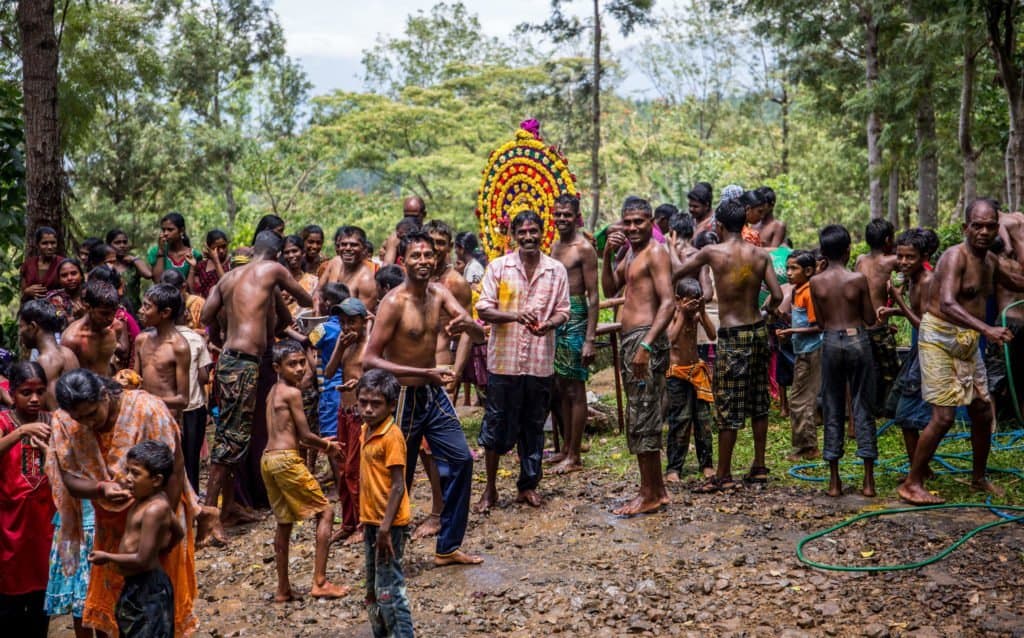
[359,416,411,527]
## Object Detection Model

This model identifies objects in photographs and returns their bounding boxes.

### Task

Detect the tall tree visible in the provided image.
[984,0,1024,210]
[17,0,66,254]
[522,0,653,230]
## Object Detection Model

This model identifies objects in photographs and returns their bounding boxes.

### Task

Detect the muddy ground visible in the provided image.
[48,445,1024,638]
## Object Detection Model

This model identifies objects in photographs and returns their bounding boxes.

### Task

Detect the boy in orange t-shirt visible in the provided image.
[357,369,413,638]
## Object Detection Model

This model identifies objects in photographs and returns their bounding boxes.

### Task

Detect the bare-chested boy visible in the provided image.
[811,225,878,497]
[61,279,124,375]
[546,195,599,474]
[18,299,79,409]
[899,199,1024,505]
[753,187,786,248]
[676,199,782,492]
[198,230,314,545]
[602,198,675,514]
[882,229,935,463]
[134,283,191,415]
[319,226,379,314]
[855,219,900,429]
[363,229,483,566]
[89,440,184,638]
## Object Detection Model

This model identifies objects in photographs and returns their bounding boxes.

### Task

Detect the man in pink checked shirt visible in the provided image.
[474,210,570,512]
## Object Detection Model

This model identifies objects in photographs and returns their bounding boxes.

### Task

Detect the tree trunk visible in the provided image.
[587,0,602,231]
[18,0,66,256]
[985,0,1024,211]
[779,83,790,174]
[887,164,899,227]
[224,163,238,233]
[916,91,938,228]
[959,40,979,216]
[862,8,884,219]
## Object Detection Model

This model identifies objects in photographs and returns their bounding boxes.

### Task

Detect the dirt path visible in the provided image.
[48,459,1024,637]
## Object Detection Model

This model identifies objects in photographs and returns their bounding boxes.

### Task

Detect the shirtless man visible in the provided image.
[687,182,715,234]
[753,186,786,248]
[899,198,1024,505]
[363,229,483,566]
[18,299,79,408]
[319,226,378,314]
[548,195,599,474]
[675,198,783,493]
[198,231,314,545]
[855,219,900,430]
[134,283,191,414]
[984,237,1024,419]
[997,209,1024,265]
[61,279,124,376]
[382,196,427,264]
[602,198,675,515]
[811,225,878,497]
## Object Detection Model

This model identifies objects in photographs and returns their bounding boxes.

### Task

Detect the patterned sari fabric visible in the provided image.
[46,390,198,636]
[554,295,590,381]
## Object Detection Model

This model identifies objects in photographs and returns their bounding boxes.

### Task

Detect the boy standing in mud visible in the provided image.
[810,225,878,497]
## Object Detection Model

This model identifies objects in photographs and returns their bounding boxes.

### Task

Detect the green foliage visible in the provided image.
[0,76,25,323]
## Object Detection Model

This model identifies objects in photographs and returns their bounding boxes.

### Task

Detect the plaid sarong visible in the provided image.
[554,295,589,381]
[713,321,770,430]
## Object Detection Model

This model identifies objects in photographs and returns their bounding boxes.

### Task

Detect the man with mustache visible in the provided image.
[475,210,570,512]
[362,230,484,566]
[319,226,378,314]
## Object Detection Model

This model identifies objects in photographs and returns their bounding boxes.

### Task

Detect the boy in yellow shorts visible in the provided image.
[262,339,349,602]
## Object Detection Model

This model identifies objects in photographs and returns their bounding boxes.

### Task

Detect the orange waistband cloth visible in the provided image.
[666,361,714,403]
[86,502,198,637]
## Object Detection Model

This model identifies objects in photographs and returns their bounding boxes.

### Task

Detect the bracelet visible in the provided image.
[640,341,654,354]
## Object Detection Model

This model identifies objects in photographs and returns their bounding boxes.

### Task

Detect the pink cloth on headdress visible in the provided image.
[520,119,540,138]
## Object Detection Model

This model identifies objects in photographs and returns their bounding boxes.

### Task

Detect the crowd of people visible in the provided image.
[1,184,1020,637]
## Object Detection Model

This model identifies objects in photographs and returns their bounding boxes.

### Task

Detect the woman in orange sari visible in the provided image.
[46,369,198,636]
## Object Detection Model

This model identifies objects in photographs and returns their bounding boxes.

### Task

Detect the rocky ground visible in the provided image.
[48,453,1024,638]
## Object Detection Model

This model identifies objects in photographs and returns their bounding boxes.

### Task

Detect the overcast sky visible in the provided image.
[273,0,656,96]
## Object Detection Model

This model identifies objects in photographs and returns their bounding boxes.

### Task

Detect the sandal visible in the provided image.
[691,476,741,494]
[743,466,770,484]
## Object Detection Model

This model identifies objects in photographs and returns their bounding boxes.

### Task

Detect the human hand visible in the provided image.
[376,528,395,561]
[605,228,627,253]
[19,421,51,447]
[340,378,358,392]
[516,309,539,326]
[88,551,110,566]
[101,481,132,504]
[775,328,790,339]
[581,339,596,366]
[631,347,650,379]
[445,315,473,336]
[526,320,553,336]
[25,283,47,298]
[427,367,456,386]
[985,326,1014,347]
[184,252,197,267]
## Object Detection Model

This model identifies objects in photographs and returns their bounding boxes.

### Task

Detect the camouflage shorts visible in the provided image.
[212,350,259,466]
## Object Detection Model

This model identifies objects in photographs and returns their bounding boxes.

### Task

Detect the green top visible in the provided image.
[146,245,203,279]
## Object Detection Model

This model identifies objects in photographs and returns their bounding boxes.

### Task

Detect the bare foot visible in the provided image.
[861,484,876,497]
[411,514,441,540]
[344,529,364,546]
[273,589,303,603]
[222,505,262,527]
[311,581,350,599]
[329,526,356,545]
[659,489,671,505]
[897,482,945,505]
[612,495,664,516]
[434,550,484,566]
[196,508,228,548]
[515,490,543,507]
[826,481,842,498]
[473,490,497,514]
[545,452,567,465]
[971,478,1005,497]
[702,467,716,479]
[664,471,681,484]
[551,458,583,475]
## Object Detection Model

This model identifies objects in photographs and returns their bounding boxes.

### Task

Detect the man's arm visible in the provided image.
[761,254,784,312]
[601,233,626,296]
[995,256,1024,292]
[274,264,313,308]
[438,285,484,341]
[671,247,710,283]
[582,244,600,364]
[643,246,676,345]
[476,262,518,325]
[200,281,222,327]
[699,308,717,341]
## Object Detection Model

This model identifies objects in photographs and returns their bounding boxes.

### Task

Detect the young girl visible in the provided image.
[20,226,65,302]
[0,362,56,637]
[190,229,229,299]
[148,212,202,282]
[281,235,319,317]
[106,229,151,312]
[301,224,326,276]
[47,258,87,322]
[776,250,822,461]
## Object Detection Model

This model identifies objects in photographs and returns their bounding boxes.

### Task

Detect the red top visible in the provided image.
[0,410,56,595]
[192,259,224,298]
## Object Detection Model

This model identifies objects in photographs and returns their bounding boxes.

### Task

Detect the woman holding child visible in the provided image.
[46,369,198,637]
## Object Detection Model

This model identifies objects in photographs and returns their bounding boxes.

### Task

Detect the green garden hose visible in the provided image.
[1001,299,1024,424]
[796,503,1024,572]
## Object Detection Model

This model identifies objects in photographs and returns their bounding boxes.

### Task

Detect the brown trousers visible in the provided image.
[789,349,822,452]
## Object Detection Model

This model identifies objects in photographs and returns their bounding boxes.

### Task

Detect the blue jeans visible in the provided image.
[395,384,472,557]
[364,525,413,638]
[821,329,877,461]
